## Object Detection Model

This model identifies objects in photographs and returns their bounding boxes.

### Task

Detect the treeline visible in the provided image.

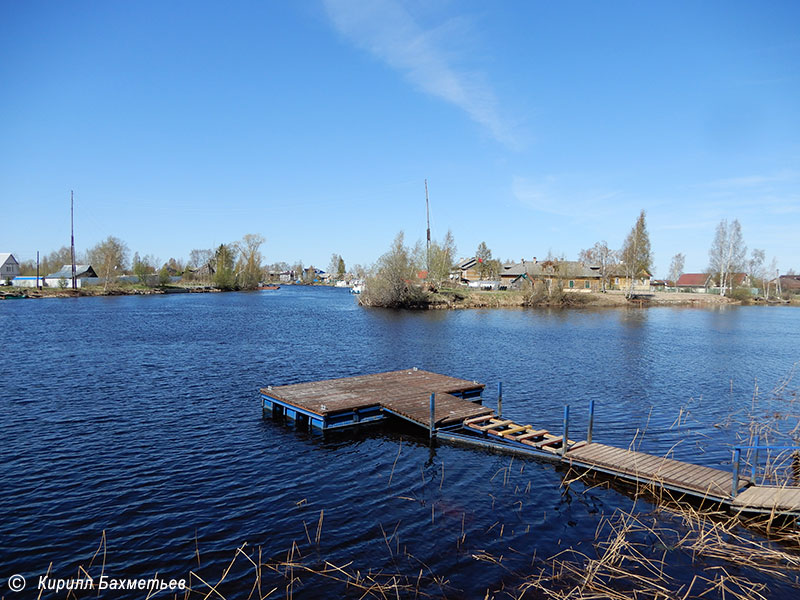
[19,233,301,291]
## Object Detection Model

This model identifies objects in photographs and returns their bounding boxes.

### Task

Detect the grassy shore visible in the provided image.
[409,288,743,309]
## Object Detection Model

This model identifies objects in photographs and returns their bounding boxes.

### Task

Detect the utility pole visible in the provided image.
[70,191,77,290]
[36,251,40,289]
[425,179,431,276]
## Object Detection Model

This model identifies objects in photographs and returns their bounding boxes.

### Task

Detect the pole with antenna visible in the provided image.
[71,190,77,290]
[425,179,431,276]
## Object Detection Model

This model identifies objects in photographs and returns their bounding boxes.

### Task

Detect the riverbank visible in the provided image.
[385,288,745,309]
[0,284,219,298]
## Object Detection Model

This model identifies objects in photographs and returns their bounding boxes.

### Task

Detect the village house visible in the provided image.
[501,258,601,292]
[777,275,800,294]
[607,266,652,292]
[676,272,751,293]
[0,253,20,284]
[676,273,711,292]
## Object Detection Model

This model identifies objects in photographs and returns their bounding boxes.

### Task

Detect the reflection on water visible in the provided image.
[1,288,798,597]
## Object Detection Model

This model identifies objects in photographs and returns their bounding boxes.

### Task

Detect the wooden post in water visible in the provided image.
[562,405,570,457]
[429,393,435,439]
[497,381,503,418]
[587,399,595,444]
[731,447,741,497]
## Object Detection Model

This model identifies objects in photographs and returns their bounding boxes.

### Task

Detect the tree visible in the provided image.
[88,236,129,291]
[708,219,747,296]
[475,241,493,279]
[360,232,425,307]
[579,240,618,292]
[213,244,237,290]
[619,210,652,298]
[235,233,265,290]
[188,248,213,270]
[428,230,457,288]
[337,256,346,279]
[668,253,685,289]
[132,252,158,285]
[327,254,345,281]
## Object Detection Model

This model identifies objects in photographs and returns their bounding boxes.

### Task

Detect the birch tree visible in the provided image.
[428,230,457,288]
[668,253,685,289]
[88,236,129,291]
[708,219,747,296]
[619,210,653,297]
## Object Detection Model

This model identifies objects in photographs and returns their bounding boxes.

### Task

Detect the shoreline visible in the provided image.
[3,285,797,309]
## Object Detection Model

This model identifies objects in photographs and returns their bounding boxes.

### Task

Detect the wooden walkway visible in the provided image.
[731,486,800,516]
[565,443,748,502]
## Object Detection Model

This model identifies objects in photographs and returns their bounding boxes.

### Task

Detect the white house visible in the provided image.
[0,253,20,283]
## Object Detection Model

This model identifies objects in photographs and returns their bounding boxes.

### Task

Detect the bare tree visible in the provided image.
[428,230,457,288]
[619,210,653,297]
[579,240,618,292]
[235,234,265,290]
[88,236,129,291]
[360,232,424,307]
[668,253,685,289]
[708,219,747,296]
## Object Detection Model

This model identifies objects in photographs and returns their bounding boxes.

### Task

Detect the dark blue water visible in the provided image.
[1,288,798,598]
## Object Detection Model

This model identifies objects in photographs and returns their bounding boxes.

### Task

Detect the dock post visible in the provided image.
[587,399,595,444]
[562,405,570,457]
[751,435,760,483]
[732,447,741,497]
[497,382,503,418]
[429,393,436,439]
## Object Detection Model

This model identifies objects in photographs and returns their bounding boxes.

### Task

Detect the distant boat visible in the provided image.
[350,282,364,294]
[259,285,280,290]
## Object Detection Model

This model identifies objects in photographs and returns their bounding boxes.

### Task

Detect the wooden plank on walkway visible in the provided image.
[732,486,800,515]
[567,443,747,499]
[383,391,492,427]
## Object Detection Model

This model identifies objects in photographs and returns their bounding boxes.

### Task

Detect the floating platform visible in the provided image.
[260,368,488,430]
[261,370,800,519]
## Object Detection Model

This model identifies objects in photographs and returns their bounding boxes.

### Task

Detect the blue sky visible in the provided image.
[2,0,798,276]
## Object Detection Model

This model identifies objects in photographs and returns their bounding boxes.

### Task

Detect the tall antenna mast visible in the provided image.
[425,179,431,275]
[71,190,77,290]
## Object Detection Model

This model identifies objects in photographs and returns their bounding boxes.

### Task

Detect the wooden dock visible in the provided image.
[261,370,800,519]
[260,368,487,430]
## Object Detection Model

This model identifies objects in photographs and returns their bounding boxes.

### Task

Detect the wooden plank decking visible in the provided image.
[566,442,749,500]
[262,369,485,417]
[731,486,800,516]
[382,392,492,427]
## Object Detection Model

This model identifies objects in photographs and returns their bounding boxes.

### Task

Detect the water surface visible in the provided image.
[1,288,798,597]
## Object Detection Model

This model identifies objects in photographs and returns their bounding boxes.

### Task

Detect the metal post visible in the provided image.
[732,447,741,497]
[497,381,503,418]
[429,393,435,439]
[562,405,570,457]
[751,435,760,483]
[587,399,595,444]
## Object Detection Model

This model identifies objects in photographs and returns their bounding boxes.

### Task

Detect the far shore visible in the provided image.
[2,283,797,309]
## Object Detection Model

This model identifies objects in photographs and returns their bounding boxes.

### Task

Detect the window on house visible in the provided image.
[614,277,620,285]
[585,281,590,289]
[569,280,574,288]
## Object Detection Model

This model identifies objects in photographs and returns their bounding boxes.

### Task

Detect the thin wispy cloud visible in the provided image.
[511,175,622,219]
[322,0,517,146]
